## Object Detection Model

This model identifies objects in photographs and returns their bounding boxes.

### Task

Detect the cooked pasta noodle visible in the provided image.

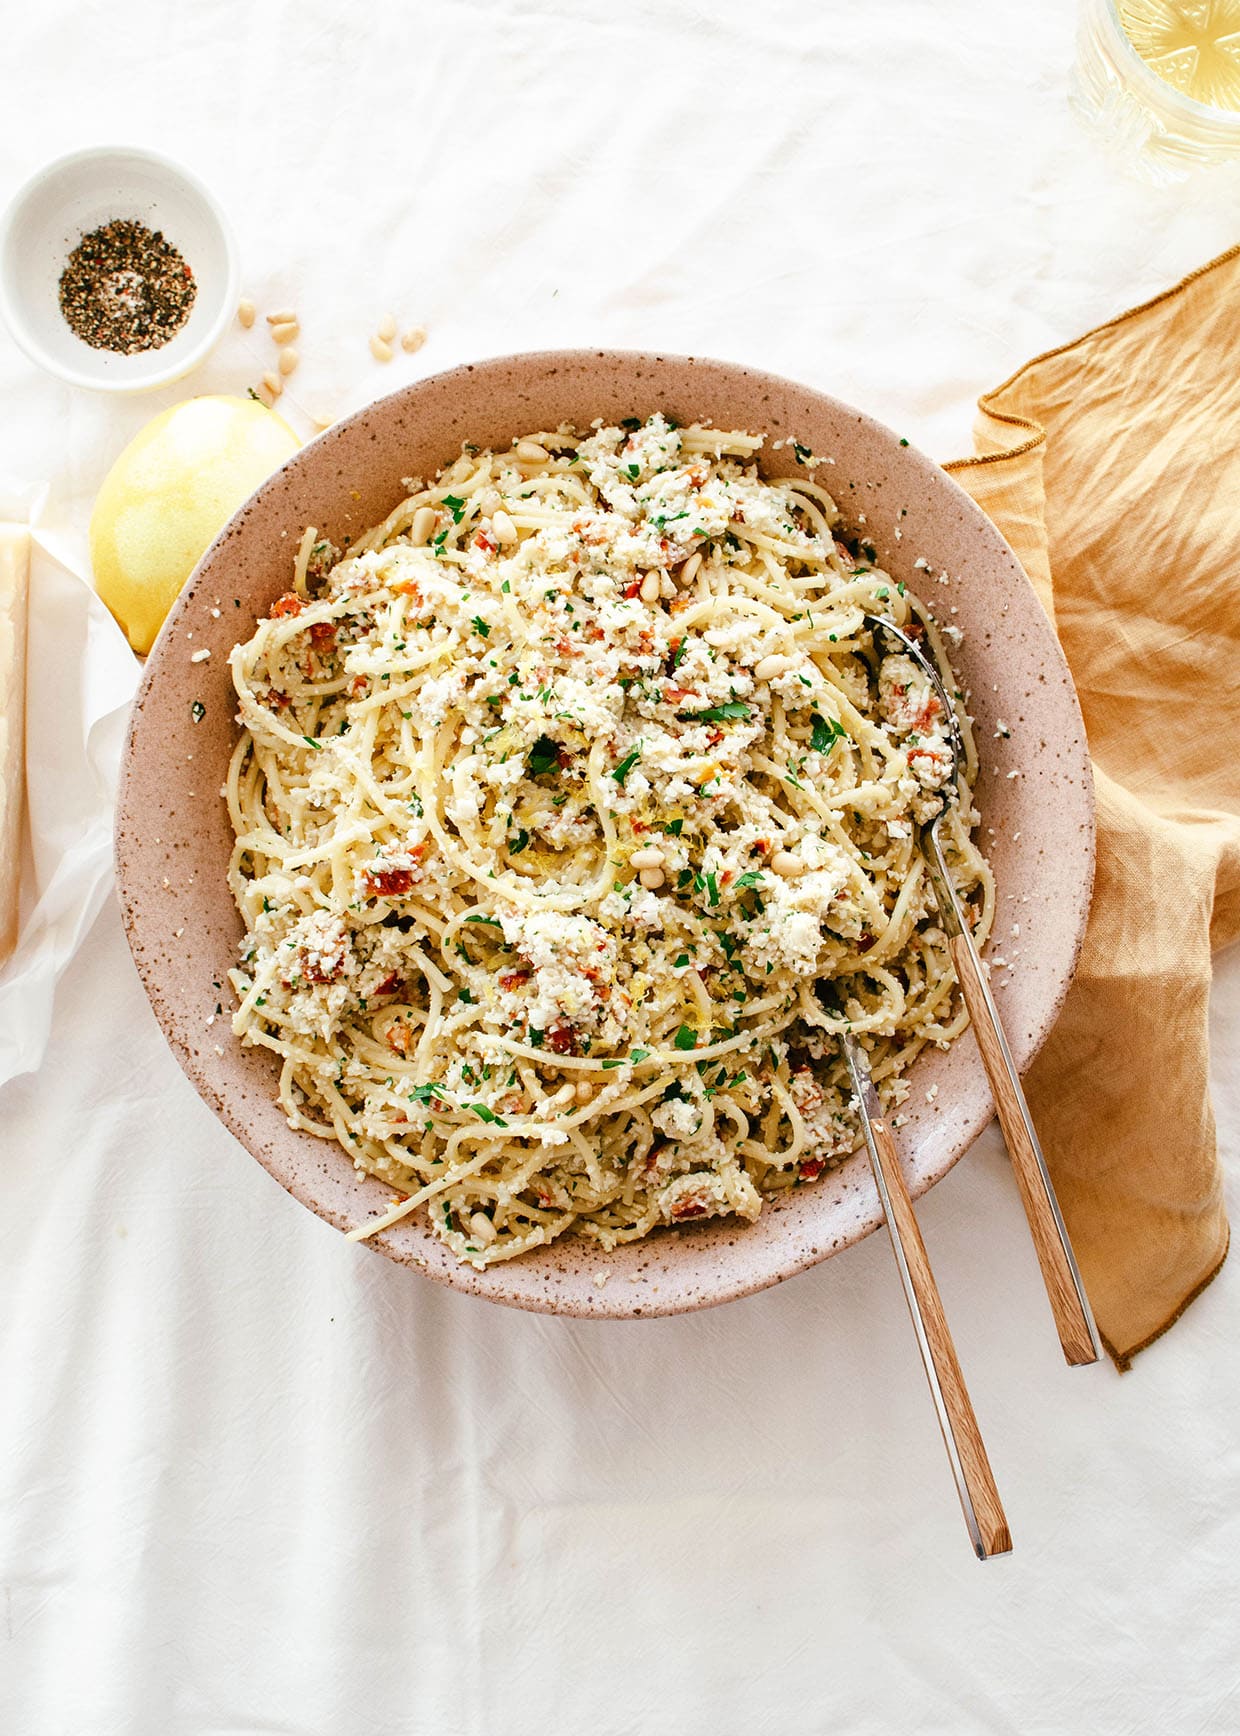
[226,416,992,1266]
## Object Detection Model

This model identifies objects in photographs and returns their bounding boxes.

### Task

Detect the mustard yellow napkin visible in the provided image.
[945,248,1240,1368]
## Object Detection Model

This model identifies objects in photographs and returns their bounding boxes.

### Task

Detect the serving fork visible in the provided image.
[822,981,1012,1559]
[865,614,1101,1368]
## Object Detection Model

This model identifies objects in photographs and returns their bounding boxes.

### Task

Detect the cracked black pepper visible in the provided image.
[58,218,197,354]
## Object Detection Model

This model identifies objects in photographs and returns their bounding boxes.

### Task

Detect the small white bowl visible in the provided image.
[0,146,239,393]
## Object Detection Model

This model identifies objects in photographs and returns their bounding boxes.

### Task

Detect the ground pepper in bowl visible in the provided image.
[58,217,196,354]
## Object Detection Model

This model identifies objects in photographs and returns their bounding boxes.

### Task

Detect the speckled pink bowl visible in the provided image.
[115,350,1094,1318]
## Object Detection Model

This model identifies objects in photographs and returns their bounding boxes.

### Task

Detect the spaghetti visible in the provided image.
[226,417,992,1266]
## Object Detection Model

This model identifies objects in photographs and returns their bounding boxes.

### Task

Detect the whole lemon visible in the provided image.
[90,395,299,654]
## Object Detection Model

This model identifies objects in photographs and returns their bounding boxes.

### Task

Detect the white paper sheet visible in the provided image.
[1,2,1238,1733]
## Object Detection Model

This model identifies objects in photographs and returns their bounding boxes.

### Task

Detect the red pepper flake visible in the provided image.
[799,1158,824,1181]
[269,593,304,618]
[309,621,337,649]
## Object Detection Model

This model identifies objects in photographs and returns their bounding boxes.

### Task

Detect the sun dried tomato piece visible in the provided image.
[363,866,415,897]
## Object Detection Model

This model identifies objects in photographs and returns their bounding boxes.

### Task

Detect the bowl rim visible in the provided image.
[115,347,1097,1318]
[0,143,240,394]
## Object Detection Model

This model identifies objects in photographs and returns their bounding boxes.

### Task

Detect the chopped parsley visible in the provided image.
[469,1104,508,1126]
[527,736,561,777]
[471,616,490,637]
[673,1025,697,1051]
[810,713,846,753]
[689,701,751,723]
[612,742,643,784]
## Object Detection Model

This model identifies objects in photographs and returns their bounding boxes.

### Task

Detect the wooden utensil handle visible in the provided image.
[949,931,1100,1366]
[865,1110,1012,1559]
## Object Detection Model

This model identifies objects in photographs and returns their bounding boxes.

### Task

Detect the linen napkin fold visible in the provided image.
[946,247,1240,1368]
[0,502,139,1087]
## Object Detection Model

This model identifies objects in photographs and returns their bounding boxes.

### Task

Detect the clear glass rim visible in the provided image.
[1101,0,1240,131]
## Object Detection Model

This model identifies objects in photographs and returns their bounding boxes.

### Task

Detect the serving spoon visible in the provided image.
[826,992,1012,1560]
[865,613,1101,1368]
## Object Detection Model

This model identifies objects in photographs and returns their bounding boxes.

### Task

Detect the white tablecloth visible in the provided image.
[3,4,1239,1732]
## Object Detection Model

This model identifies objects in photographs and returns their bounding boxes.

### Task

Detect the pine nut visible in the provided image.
[277,346,299,376]
[401,325,427,353]
[370,335,394,363]
[630,846,664,870]
[266,309,297,325]
[491,509,517,547]
[410,506,437,546]
[754,653,792,681]
[237,298,256,328]
[574,1080,595,1104]
[639,573,661,603]
[680,551,703,586]
[311,410,333,431]
[638,866,665,890]
[469,1211,498,1245]
[256,379,278,408]
[261,370,282,399]
[771,850,805,877]
[377,313,397,343]
[660,574,676,599]
[270,319,299,345]
[515,440,549,463]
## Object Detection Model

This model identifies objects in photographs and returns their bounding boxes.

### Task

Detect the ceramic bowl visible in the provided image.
[115,350,1095,1318]
[0,146,238,393]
